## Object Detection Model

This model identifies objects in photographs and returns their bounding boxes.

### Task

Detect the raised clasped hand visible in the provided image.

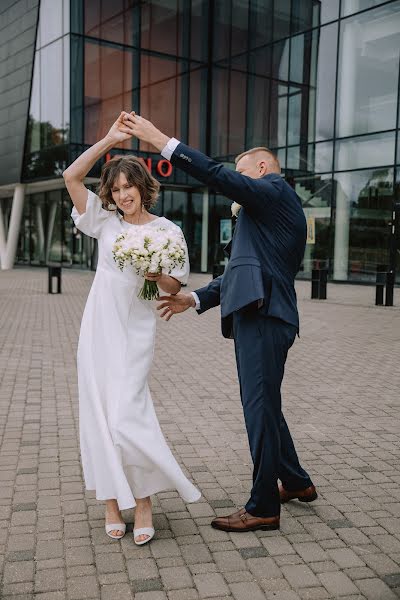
[105,111,135,144]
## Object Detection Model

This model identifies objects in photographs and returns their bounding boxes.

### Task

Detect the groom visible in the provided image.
[123,112,317,532]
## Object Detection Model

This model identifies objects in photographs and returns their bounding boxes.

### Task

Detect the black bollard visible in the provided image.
[311,268,327,299]
[385,271,394,307]
[375,271,385,305]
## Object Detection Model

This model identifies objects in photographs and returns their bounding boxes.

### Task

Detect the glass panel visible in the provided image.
[190,0,209,61]
[312,0,340,25]
[38,0,63,47]
[290,35,304,84]
[277,147,286,169]
[29,53,41,154]
[293,173,333,276]
[30,194,46,265]
[231,0,249,56]
[208,193,232,269]
[188,67,207,151]
[213,0,231,61]
[270,84,288,148]
[336,3,400,137]
[314,141,333,172]
[333,168,393,280]
[273,0,291,41]
[16,198,30,264]
[139,54,184,153]
[84,0,134,46]
[63,36,70,142]
[292,0,313,34]
[272,40,289,82]
[84,41,133,147]
[308,23,338,142]
[341,0,393,17]
[46,191,63,263]
[249,0,273,49]
[246,73,270,148]
[395,168,400,282]
[141,0,187,56]
[41,41,65,147]
[63,0,70,34]
[335,132,395,171]
[287,89,301,145]
[228,70,247,156]
[287,146,300,170]
[211,67,229,157]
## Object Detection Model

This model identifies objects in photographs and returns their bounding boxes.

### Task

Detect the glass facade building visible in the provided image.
[1,0,400,281]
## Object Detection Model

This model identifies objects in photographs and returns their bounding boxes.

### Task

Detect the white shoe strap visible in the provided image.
[134,527,154,537]
[106,523,126,534]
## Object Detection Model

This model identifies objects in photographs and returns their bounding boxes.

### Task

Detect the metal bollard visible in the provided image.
[375,271,385,305]
[311,268,327,299]
[48,265,62,294]
[311,269,319,299]
[385,271,394,307]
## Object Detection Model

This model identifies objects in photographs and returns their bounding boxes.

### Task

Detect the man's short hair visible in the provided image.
[235,147,280,171]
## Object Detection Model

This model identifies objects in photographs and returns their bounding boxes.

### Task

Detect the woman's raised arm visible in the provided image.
[63,112,133,214]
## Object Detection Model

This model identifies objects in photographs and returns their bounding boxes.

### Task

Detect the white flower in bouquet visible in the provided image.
[112,226,186,300]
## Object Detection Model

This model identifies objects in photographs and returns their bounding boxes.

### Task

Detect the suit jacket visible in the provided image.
[169,143,307,338]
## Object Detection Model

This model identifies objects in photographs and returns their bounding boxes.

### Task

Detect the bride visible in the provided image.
[63,112,200,545]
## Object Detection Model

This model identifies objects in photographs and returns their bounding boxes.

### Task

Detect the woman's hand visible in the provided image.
[105,112,135,145]
[144,272,162,282]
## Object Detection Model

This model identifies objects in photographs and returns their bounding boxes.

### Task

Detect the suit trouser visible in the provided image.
[233,308,313,517]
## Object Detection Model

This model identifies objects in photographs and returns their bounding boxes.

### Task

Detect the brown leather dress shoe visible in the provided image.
[279,484,318,504]
[211,508,280,532]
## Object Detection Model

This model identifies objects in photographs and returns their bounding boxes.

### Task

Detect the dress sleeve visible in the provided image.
[71,189,113,239]
[169,226,190,285]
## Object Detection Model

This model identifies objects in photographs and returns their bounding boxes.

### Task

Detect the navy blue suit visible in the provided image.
[169,143,313,517]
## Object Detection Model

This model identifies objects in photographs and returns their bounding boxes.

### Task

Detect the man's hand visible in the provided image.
[157,293,196,321]
[122,112,170,152]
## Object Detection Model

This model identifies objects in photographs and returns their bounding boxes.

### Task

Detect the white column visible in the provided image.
[0,184,25,270]
[333,175,351,280]
[201,189,209,273]
[333,20,358,281]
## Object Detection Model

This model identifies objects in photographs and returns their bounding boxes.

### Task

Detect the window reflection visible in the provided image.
[335,132,395,171]
[139,54,185,153]
[308,24,337,142]
[312,0,339,25]
[84,42,133,147]
[336,3,400,137]
[85,0,134,45]
[341,0,392,17]
[333,169,393,280]
[293,173,333,275]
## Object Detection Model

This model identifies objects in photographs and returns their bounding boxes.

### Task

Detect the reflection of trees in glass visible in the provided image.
[358,169,393,211]
[23,116,69,179]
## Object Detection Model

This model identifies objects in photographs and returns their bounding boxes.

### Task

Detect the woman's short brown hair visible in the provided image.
[98,155,160,211]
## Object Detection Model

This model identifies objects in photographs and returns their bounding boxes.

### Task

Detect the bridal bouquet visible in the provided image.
[112,226,186,300]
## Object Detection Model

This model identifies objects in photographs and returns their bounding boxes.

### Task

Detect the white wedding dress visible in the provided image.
[71,190,201,509]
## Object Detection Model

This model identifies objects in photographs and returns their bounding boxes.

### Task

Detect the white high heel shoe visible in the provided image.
[105,522,126,540]
[133,527,155,546]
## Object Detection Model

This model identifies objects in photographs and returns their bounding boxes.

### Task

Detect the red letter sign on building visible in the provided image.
[105,153,173,178]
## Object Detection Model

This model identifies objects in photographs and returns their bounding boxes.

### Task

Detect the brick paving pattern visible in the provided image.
[0,267,399,600]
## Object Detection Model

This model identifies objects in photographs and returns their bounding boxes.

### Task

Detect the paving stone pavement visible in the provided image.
[0,267,399,600]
